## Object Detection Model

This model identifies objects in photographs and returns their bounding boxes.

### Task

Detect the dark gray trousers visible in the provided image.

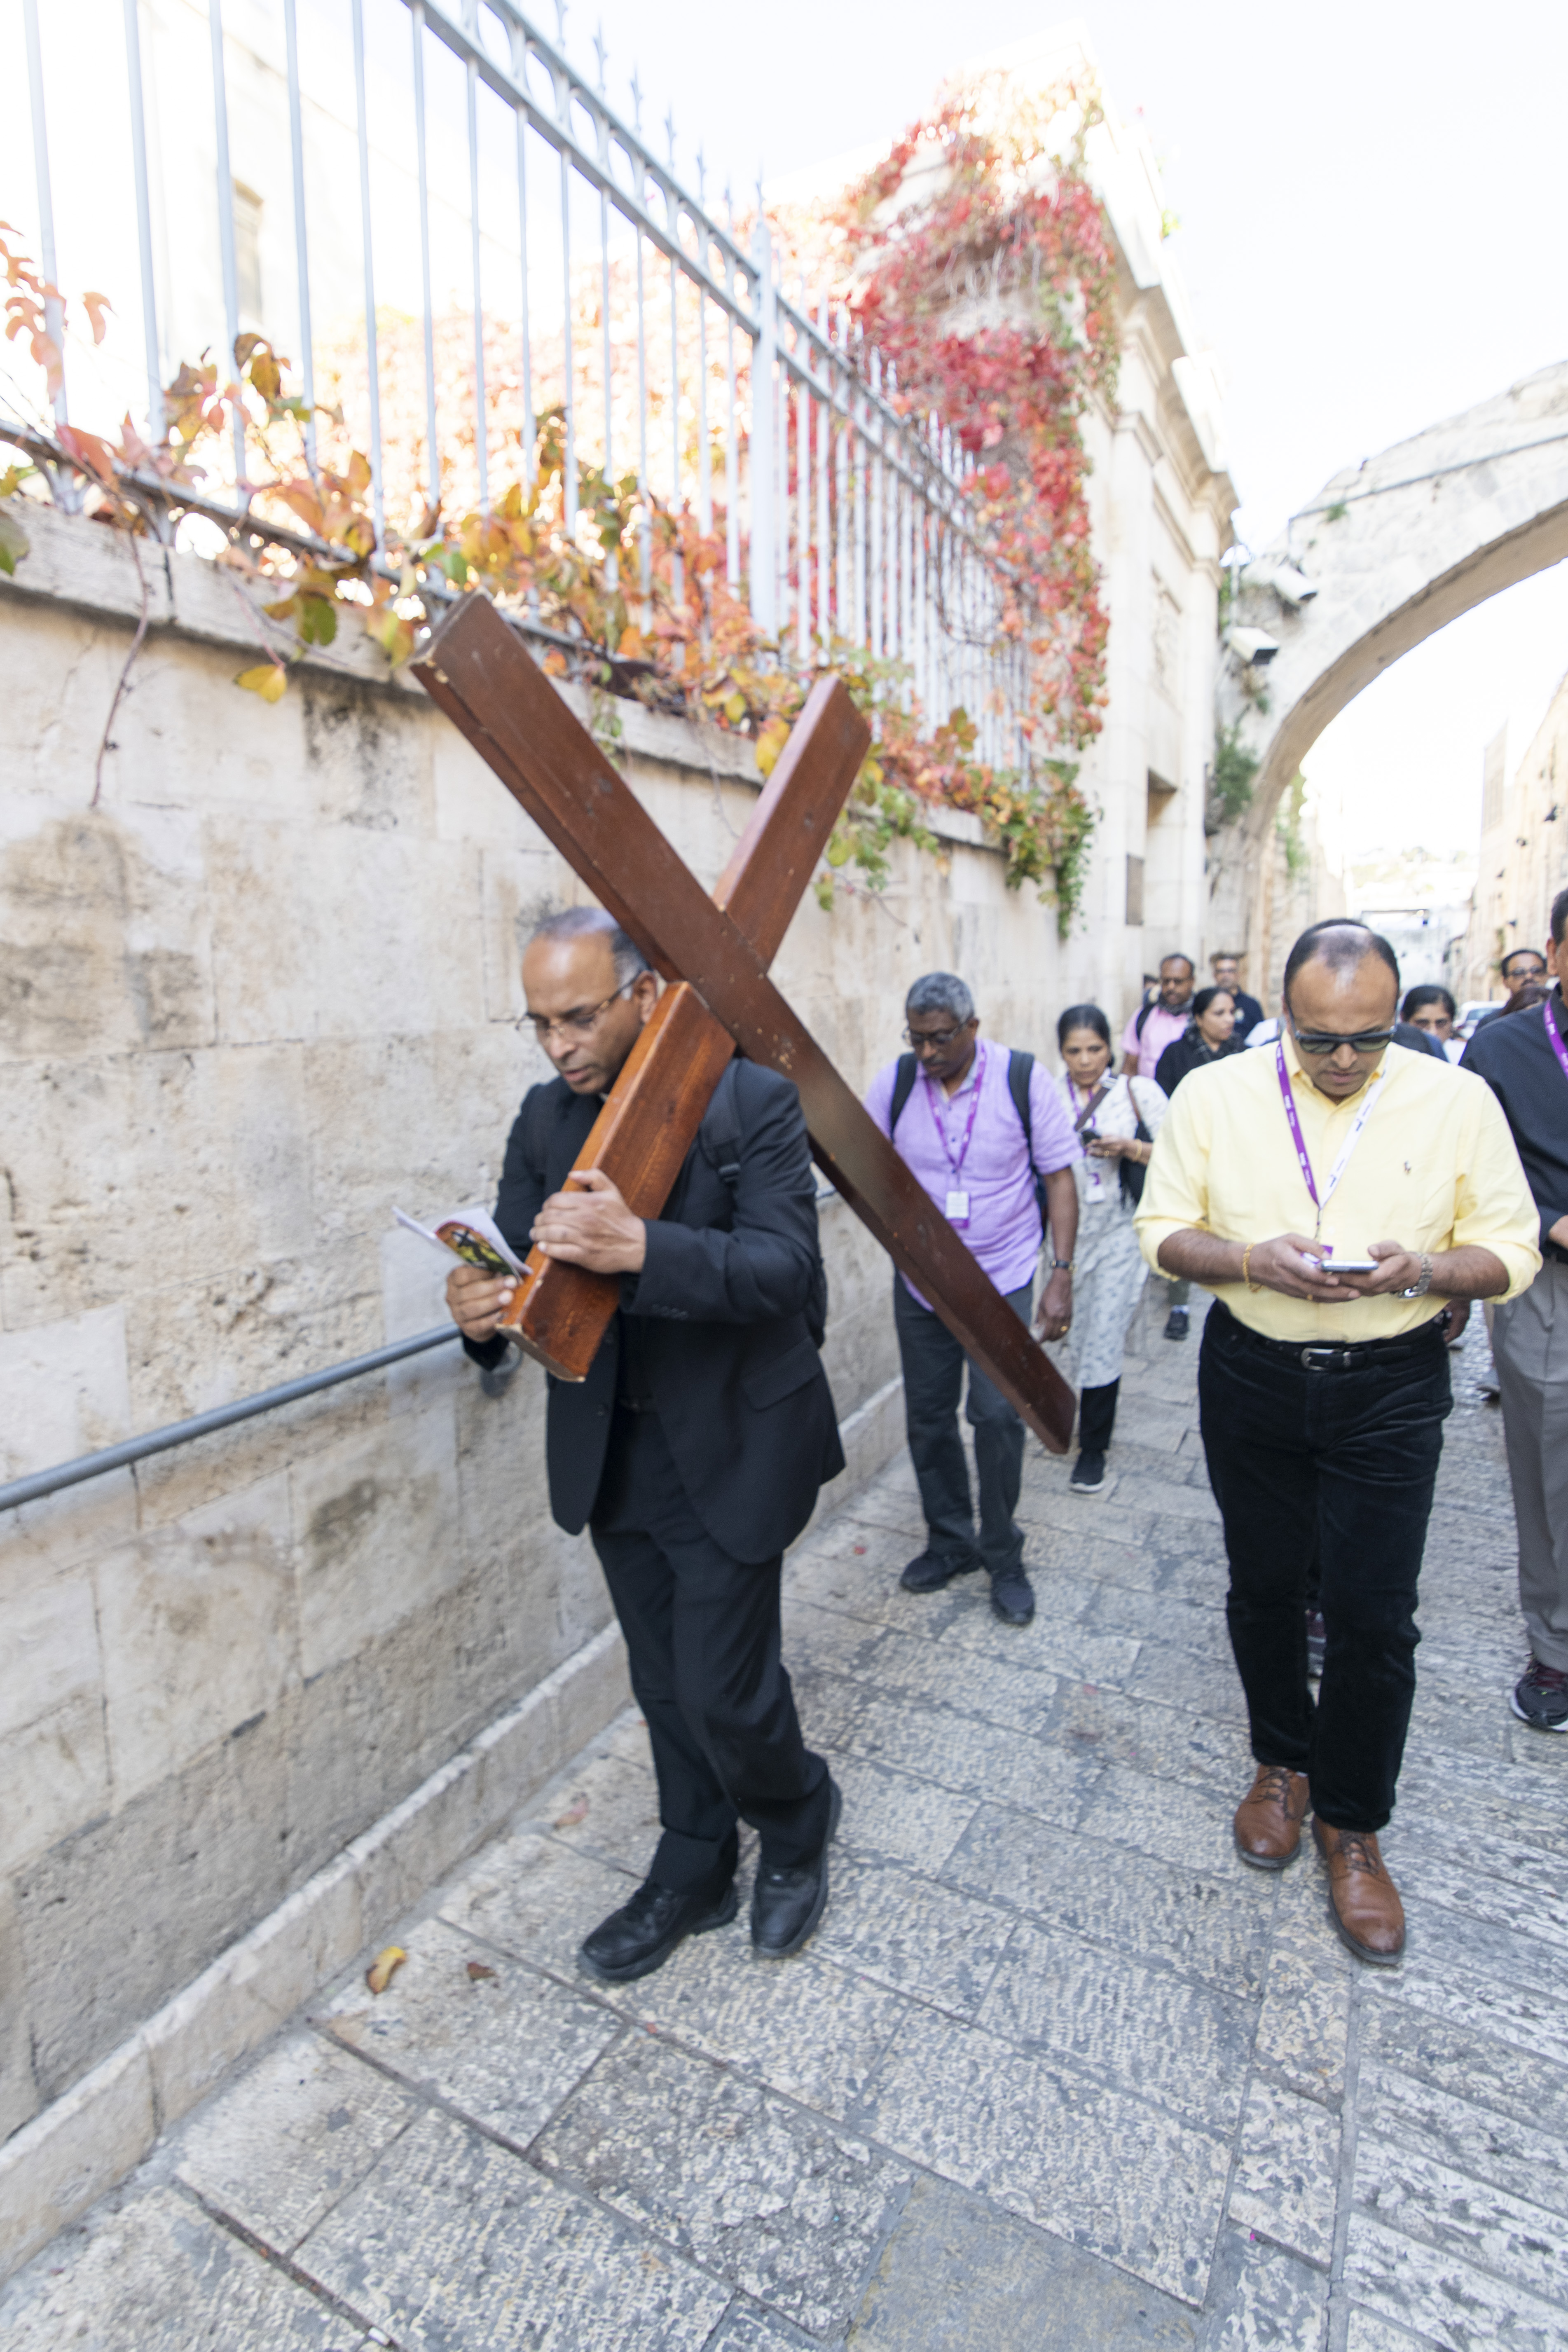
[1494,1257,1568,1672]
[893,1275,1032,1574]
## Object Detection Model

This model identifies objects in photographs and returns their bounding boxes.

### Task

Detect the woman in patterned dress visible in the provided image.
[1050,1005,1169,1494]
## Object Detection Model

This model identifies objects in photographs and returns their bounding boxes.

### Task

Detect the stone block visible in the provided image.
[97,1470,295,1803]
[1343,2211,1567,2351]
[441,1825,639,1977]
[0,2038,154,2283]
[1196,2227,1329,2351]
[295,2108,731,2346]
[536,2033,913,2340]
[0,2182,350,2343]
[1353,2130,1568,2310]
[0,1691,112,1878]
[290,1399,461,1681]
[307,831,483,1043]
[0,1307,130,1488]
[320,1917,621,2149]
[809,1750,979,1873]
[847,2174,1199,2350]
[1252,1923,1353,2104]
[811,1853,1016,2021]
[0,1882,37,2145]
[174,2029,421,2256]
[1356,2050,1568,2215]
[294,667,436,835]
[0,1577,101,1744]
[1226,2079,1340,2268]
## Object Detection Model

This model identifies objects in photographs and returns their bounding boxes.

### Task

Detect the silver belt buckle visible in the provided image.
[1300,1344,1342,1370]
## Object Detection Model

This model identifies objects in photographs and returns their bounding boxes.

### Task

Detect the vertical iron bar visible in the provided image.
[21,0,67,430]
[749,219,773,633]
[512,91,535,484]
[796,355,808,664]
[697,261,711,535]
[465,48,489,513]
[815,296,829,650]
[560,145,576,525]
[835,311,849,647]
[635,224,650,600]
[411,2,440,518]
[122,0,164,444]
[282,0,316,467]
[724,268,738,587]
[351,0,384,548]
[207,0,246,498]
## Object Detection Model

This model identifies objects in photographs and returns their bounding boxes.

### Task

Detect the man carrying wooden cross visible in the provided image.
[447,908,845,1986]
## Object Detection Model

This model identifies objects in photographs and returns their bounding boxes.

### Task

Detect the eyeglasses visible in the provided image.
[518,979,634,1042]
[1291,1026,1396,1057]
[1503,961,1546,980]
[903,1022,971,1050]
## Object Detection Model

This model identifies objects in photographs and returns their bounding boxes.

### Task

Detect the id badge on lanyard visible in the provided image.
[927,1044,985,1229]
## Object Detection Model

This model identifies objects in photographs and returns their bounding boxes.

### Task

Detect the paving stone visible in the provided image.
[536,2032,911,2338]
[438,1825,644,1980]
[811,1853,1016,2020]
[858,2012,1232,2307]
[296,2108,730,2348]
[1042,1677,1253,1799]
[173,2029,421,2255]
[779,1597,889,1685]
[814,1618,1061,1735]
[0,2185,359,2348]
[1388,1835,1568,1958]
[845,2173,1199,2349]
[1074,1758,1240,1877]
[1226,2078,1340,2267]
[1354,2131,1568,2308]
[1082,1584,1232,1660]
[601,1939,912,2121]
[1194,2227,1329,2350]
[1122,1644,1251,1727]
[319,1917,621,2148]
[799,1681,1103,1828]
[1360,1997,1568,2141]
[1357,2055,1568,2214]
[1344,2311,1440,2352]
[1343,2211,1568,2352]
[818,1749,980,1872]
[1252,1924,1353,2103]
[978,1918,1255,2131]
[514,1748,665,1877]
[941,1804,1276,2000]
[704,2303,820,2350]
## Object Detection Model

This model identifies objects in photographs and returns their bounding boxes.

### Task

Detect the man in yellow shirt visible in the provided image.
[1136,921,1540,1964]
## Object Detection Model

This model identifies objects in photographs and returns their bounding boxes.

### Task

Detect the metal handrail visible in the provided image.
[0,1325,462,1515]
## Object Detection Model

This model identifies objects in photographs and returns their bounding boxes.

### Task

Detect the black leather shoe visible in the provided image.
[1164,1306,1190,1341]
[578,1875,737,1985]
[751,1781,842,1959]
[901,1548,981,1593]
[989,1562,1036,1626]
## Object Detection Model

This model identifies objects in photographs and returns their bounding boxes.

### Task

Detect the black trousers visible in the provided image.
[894,1275,1031,1574]
[589,1408,831,1892]
[1198,1301,1451,1832]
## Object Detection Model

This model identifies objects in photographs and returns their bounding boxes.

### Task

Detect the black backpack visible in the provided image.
[889,1048,1046,1222]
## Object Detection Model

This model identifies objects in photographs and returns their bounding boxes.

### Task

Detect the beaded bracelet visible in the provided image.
[1241,1243,1263,1293]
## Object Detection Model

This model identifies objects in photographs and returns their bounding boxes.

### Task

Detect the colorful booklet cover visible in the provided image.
[393,1204,527,1280]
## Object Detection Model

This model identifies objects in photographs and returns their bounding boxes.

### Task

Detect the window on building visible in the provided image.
[234,183,263,325]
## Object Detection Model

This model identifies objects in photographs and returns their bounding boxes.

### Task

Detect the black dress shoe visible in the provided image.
[989,1561,1036,1625]
[901,1547,981,1593]
[751,1781,842,1959]
[1164,1306,1190,1341]
[578,1875,737,1984]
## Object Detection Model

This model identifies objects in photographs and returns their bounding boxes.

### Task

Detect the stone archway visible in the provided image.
[1208,362,1568,989]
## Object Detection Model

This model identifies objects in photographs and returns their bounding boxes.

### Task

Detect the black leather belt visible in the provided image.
[1214,1302,1444,1373]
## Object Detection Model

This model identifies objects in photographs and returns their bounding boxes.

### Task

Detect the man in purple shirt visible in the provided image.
[865,972,1081,1627]
[1120,953,1197,1077]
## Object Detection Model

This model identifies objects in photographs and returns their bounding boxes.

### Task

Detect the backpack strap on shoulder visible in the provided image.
[1006,1049,1034,1151]
[889,1052,919,1136]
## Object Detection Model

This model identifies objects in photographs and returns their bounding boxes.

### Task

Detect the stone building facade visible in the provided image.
[1458,703,1568,1000]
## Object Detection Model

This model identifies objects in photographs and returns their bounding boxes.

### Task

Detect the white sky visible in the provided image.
[7,0,1566,859]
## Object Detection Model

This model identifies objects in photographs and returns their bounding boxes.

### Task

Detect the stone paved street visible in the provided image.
[5,1293,1567,2350]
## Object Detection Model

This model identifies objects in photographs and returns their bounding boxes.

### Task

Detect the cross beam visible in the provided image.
[414,597,1074,1453]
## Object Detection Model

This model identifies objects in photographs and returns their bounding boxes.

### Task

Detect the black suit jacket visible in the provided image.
[466,1062,844,1562]
[1462,986,1568,1257]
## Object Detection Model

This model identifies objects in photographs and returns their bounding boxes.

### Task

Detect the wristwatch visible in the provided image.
[1050,1259,1074,1273]
[1400,1253,1434,1299]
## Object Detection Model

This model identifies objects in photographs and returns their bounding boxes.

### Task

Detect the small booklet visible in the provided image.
[393,1204,527,1280]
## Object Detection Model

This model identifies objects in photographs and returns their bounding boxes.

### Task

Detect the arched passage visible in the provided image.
[1208,362,1568,977]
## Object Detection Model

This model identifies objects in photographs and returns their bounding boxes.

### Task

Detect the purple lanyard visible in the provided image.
[1545,997,1568,1086]
[1274,1040,1385,1228]
[925,1041,985,1180]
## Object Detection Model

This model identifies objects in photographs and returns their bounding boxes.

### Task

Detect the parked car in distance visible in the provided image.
[1456,999,1505,1040]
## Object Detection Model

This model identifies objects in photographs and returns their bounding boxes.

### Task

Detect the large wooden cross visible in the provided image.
[414,595,1074,1452]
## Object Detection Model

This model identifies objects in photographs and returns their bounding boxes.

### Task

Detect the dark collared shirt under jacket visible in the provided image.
[1460,986,1568,1258]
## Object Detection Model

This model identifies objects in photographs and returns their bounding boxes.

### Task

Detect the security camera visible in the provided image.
[1266,562,1318,606]
[1227,627,1279,667]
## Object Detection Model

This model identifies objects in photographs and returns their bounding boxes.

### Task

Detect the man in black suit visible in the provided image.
[447,908,843,1984]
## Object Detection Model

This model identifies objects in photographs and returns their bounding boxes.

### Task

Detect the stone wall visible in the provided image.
[0,508,1078,2174]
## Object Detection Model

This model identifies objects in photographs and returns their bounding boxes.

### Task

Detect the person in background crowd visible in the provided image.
[1122,955,1198,1337]
[1461,888,1568,1731]
[1472,948,1550,1032]
[1053,1006,1168,1493]
[1120,953,1197,1078]
[1152,988,1244,1342]
[1402,984,1463,1062]
[1211,954,1264,1041]
[866,973,1081,1628]
[1137,919,1539,1964]
[1154,987,1245,1100]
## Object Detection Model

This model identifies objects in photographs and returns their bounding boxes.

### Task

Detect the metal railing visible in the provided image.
[9,0,1027,768]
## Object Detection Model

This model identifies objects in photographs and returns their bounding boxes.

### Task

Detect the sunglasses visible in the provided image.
[1290,1026,1396,1057]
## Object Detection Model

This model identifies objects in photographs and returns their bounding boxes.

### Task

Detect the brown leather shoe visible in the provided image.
[1233,1765,1311,1870]
[1313,1818,1406,1964]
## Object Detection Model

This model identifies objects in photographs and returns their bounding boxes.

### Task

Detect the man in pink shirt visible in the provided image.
[1120,953,1198,1077]
[865,973,1081,1627]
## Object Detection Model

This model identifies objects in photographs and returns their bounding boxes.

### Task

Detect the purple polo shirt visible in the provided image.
[864,1042,1081,1306]
[1119,999,1192,1072]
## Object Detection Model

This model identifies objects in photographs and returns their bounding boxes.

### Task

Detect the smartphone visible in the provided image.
[1310,1255,1378,1274]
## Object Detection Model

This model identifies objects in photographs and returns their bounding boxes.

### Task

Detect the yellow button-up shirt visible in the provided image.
[1135,1038,1541,1341]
